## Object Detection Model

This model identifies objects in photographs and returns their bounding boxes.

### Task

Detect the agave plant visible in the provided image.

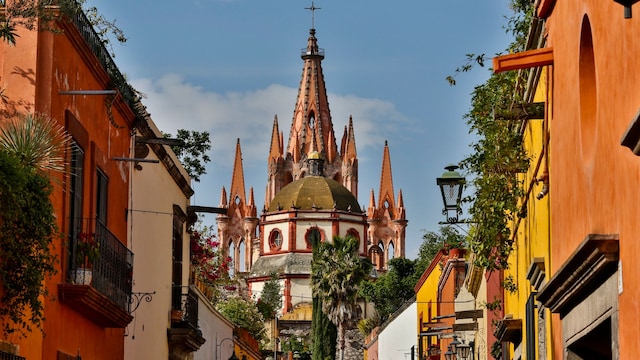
[0,113,72,176]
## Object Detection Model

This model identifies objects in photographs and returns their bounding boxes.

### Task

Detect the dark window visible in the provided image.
[567,317,612,359]
[305,227,322,249]
[172,211,184,287]
[526,292,536,360]
[96,169,108,225]
[69,142,84,268]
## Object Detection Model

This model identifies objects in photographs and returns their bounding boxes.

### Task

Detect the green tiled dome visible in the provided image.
[268,176,361,212]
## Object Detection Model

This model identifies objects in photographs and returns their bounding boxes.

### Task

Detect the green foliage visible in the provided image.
[359,257,417,324]
[311,295,337,360]
[502,275,518,294]
[457,0,533,272]
[357,311,380,337]
[311,235,372,360]
[0,19,18,46]
[257,272,282,320]
[0,150,58,336]
[166,129,211,182]
[416,225,466,271]
[0,0,127,53]
[446,53,486,86]
[75,232,100,267]
[216,295,266,342]
[310,232,337,360]
[281,334,312,359]
[0,113,71,177]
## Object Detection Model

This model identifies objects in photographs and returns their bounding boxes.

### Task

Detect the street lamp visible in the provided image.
[443,336,471,360]
[456,343,471,360]
[437,164,466,224]
[444,346,455,360]
[449,336,460,355]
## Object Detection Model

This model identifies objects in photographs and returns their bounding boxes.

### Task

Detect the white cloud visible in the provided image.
[131,74,410,169]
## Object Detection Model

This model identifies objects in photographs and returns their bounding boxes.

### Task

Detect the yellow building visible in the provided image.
[493,19,554,360]
[414,251,445,359]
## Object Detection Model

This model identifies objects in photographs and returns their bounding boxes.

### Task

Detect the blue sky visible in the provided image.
[89,0,514,259]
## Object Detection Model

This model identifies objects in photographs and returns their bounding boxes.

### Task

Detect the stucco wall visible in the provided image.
[377,303,417,360]
[543,0,640,358]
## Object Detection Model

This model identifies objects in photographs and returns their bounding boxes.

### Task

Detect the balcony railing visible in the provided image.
[69,218,133,312]
[67,4,136,106]
[0,351,25,360]
[171,286,200,331]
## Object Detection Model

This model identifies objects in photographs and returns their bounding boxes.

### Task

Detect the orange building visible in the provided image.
[493,0,640,358]
[0,5,139,359]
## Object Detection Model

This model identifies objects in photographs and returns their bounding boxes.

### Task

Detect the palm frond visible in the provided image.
[0,113,72,176]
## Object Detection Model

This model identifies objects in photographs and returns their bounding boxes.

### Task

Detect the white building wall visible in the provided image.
[378,302,417,360]
[124,119,193,360]
[193,293,235,360]
[290,278,312,307]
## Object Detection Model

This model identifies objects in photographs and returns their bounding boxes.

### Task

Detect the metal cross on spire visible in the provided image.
[305,1,321,29]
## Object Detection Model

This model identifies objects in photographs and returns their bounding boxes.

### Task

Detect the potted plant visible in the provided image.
[73,232,100,284]
[441,226,467,258]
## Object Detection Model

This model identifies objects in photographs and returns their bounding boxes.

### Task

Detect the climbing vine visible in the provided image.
[458,0,534,272]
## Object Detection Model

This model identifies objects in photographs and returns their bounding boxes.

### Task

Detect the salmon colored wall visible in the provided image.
[0,19,47,360]
[437,257,465,357]
[44,21,134,360]
[1,11,134,359]
[543,0,640,358]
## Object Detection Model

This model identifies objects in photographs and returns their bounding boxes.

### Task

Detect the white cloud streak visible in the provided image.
[131,74,410,169]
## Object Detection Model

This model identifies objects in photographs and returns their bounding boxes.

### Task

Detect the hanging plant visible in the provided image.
[458,0,533,272]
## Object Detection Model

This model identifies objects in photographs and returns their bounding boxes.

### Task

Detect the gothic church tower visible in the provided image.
[219,17,406,281]
[265,28,359,207]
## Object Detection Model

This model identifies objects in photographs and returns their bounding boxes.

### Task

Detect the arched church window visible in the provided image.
[269,229,283,251]
[305,227,324,249]
[285,172,293,186]
[309,113,315,129]
[388,241,395,260]
[346,228,360,242]
[235,196,241,205]
[238,238,246,272]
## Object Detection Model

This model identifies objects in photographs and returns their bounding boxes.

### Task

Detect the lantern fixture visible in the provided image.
[444,346,454,360]
[449,336,461,355]
[437,164,466,224]
[457,343,471,360]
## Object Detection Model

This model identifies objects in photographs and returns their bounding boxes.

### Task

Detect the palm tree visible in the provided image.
[311,235,372,360]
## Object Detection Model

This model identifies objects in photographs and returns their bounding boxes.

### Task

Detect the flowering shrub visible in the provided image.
[190,230,232,293]
[76,232,100,268]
